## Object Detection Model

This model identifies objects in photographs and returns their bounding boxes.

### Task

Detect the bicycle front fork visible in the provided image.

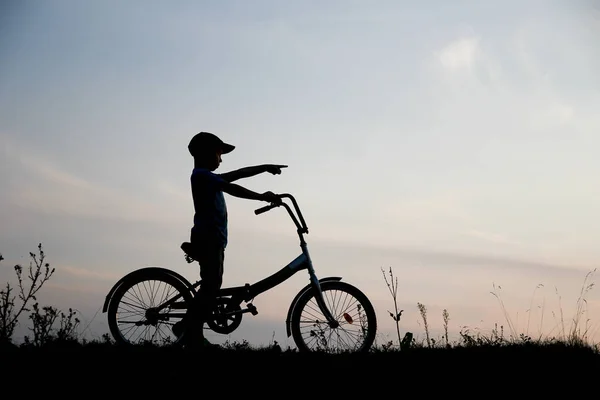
[310,274,340,329]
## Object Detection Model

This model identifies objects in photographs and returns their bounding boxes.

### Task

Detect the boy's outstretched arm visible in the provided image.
[221,182,281,204]
[219,164,287,183]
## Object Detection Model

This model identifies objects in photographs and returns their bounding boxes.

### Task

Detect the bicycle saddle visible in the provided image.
[180,242,199,263]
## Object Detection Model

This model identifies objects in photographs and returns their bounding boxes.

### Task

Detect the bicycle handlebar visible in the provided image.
[253,193,309,234]
[254,204,277,215]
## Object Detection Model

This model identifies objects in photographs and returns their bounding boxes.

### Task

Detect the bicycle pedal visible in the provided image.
[247,303,258,316]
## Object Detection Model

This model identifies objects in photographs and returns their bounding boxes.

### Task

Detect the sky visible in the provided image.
[1,0,600,348]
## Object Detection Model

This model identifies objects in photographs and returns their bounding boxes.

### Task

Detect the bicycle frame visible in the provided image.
[109,194,339,329]
[216,194,338,326]
[220,250,309,301]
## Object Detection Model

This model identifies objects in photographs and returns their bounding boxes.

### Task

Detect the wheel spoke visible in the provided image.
[108,274,192,346]
[291,282,376,353]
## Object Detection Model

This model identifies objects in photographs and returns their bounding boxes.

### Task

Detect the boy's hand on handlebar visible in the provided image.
[265,164,288,175]
[261,191,282,204]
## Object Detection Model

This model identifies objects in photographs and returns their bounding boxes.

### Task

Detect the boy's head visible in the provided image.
[188,132,235,170]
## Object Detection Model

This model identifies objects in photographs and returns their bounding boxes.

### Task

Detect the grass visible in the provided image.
[1,246,600,391]
[3,294,599,390]
[1,332,598,393]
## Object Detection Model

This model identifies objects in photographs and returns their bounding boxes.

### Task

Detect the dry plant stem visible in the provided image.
[0,244,55,342]
[417,302,430,348]
[381,267,403,349]
[442,309,450,347]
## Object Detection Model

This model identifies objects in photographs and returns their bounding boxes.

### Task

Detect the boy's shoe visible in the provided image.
[173,319,220,351]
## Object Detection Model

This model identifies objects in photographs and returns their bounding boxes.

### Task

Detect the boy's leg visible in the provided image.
[185,245,224,348]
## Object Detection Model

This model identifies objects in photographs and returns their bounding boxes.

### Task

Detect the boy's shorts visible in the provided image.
[190,229,225,313]
[197,245,224,293]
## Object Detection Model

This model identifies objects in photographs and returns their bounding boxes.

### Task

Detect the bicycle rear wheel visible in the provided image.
[290,280,377,353]
[107,270,194,346]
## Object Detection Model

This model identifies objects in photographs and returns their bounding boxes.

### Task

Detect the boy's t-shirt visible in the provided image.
[190,168,228,248]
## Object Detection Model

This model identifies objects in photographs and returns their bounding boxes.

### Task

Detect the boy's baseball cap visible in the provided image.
[188,132,235,157]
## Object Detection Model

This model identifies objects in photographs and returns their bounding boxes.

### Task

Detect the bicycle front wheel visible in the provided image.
[290,280,377,353]
[107,270,194,346]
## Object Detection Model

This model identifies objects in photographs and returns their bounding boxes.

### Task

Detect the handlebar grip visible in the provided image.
[254,204,276,215]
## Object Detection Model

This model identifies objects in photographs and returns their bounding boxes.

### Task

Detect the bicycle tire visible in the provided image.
[290,280,377,353]
[107,269,194,346]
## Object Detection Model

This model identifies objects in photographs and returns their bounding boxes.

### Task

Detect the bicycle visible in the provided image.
[102,193,377,353]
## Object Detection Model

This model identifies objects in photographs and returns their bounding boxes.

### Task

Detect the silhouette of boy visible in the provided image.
[177,131,285,349]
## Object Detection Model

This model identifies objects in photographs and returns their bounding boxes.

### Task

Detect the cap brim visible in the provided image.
[221,143,235,154]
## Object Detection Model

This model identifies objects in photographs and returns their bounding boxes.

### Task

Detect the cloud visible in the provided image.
[462,229,521,247]
[528,102,575,131]
[154,180,189,204]
[1,133,187,224]
[58,265,122,282]
[423,22,599,164]
[380,189,475,225]
[299,226,596,283]
[437,36,480,71]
